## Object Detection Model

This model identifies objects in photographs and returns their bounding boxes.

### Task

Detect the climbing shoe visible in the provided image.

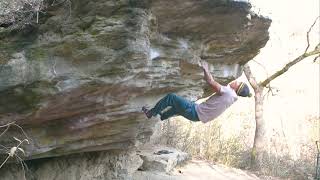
[142,106,152,119]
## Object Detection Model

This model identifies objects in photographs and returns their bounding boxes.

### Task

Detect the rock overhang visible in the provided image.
[0,0,270,160]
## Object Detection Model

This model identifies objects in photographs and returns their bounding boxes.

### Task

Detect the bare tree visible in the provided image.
[0,0,72,30]
[0,0,44,26]
[243,16,320,168]
[0,121,30,180]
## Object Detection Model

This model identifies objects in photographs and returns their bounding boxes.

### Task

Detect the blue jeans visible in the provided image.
[149,93,199,121]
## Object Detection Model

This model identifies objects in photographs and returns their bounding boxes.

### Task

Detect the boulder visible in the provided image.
[0,0,270,160]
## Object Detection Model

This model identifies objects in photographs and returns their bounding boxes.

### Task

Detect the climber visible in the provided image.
[142,60,252,123]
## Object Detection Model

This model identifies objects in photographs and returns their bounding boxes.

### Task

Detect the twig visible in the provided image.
[313,55,319,63]
[0,145,8,151]
[263,84,274,99]
[0,155,10,169]
[0,125,10,139]
[0,121,16,139]
[52,58,57,77]
[16,155,27,180]
[0,121,15,128]
[36,11,39,23]
[252,59,269,78]
[11,124,31,142]
[304,16,320,53]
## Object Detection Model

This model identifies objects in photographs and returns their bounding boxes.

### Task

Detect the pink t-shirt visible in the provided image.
[195,85,238,123]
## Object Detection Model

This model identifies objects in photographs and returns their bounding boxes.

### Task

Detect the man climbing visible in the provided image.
[142,61,252,123]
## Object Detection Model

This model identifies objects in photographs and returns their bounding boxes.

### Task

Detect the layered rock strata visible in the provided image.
[0,0,270,160]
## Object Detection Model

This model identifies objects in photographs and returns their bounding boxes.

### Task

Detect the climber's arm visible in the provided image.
[200,61,222,94]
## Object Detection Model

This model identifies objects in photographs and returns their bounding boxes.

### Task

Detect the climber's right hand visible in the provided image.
[200,60,209,72]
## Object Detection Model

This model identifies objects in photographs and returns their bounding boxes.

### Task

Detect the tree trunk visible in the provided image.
[251,86,267,169]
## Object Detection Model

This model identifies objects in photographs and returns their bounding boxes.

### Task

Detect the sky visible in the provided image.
[237,0,320,159]
[247,0,319,114]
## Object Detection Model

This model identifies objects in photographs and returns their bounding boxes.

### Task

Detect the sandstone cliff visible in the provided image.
[0,0,270,161]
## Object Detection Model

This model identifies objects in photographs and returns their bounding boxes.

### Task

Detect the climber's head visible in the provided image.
[229,81,252,97]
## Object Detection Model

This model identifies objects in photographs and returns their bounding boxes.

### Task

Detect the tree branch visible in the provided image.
[260,48,320,87]
[243,64,259,90]
[259,17,320,87]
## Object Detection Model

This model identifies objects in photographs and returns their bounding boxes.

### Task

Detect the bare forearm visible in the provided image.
[200,60,221,93]
[203,69,214,84]
[203,69,221,93]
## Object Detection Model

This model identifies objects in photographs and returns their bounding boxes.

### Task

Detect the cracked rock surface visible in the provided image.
[0,0,270,160]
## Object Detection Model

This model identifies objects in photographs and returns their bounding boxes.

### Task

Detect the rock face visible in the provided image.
[0,146,190,180]
[0,150,143,180]
[0,0,270,160]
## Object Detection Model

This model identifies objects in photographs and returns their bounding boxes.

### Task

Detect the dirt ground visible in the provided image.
[134,159,281,180]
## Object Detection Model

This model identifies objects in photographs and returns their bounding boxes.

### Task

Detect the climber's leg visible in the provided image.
[180,102,199,122]
[148,93,188,116]
[144,93,199,121]
[160,107,177,120]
